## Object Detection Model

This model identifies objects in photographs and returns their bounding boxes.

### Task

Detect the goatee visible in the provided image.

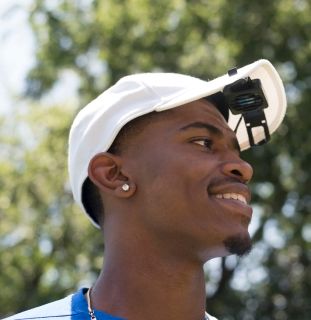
[223,233,252,257]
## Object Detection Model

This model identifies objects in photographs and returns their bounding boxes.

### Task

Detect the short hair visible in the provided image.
[81,111,161,226]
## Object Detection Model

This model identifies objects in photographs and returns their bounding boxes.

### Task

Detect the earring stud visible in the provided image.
[121,183,130,191]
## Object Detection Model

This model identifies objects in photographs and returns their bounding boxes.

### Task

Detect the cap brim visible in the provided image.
[155,59,287,150]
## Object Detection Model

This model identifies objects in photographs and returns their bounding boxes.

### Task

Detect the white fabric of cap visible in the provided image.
[68,59,287,227]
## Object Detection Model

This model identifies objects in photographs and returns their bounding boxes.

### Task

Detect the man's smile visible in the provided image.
[215,193,247,204]
[208,183,252,220]
[208,182,251,204]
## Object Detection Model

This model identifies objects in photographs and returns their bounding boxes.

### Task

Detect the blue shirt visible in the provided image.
[3,288,217,320]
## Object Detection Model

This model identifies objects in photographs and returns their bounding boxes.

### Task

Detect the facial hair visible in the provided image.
[223,233,252,257]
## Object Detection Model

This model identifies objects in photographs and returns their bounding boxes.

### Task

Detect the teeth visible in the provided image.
[237,195,247,204]
[215,193,247,204]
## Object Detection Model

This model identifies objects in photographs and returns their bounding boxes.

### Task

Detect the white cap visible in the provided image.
[68,59,287,226]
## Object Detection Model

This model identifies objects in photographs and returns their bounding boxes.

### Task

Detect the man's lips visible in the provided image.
[215,192,247,204]
[208,183,252,221]
[208,183,251,204]
[208,183,251,205]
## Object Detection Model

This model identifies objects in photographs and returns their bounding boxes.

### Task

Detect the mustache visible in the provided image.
[208,176,248,189]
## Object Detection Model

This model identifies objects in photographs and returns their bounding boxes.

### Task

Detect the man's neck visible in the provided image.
[91,243,207,320]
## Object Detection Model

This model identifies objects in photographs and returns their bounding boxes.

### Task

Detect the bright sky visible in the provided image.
[0,0,35,114]
[0,0,80,116]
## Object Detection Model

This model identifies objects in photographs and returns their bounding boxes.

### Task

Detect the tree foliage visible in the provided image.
[1,0,310,319]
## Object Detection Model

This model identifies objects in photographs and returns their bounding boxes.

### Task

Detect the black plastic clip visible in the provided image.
[228,67,238,77]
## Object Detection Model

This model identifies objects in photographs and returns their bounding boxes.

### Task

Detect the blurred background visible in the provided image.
[0,0,310,319]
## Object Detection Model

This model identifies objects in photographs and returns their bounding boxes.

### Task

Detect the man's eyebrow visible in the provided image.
[179,121,241,153]
[179,121,223,137]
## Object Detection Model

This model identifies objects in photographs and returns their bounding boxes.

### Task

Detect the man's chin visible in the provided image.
[223,233,252,257]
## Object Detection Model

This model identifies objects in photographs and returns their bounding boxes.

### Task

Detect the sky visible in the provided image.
[0,0,35,115]
[0,0,79,115]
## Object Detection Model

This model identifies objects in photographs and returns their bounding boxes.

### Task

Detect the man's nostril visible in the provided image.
[231,169,242,177]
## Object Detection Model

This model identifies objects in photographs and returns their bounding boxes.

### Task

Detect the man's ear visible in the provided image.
[88,152,136,198]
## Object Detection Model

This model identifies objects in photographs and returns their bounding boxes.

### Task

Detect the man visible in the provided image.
[5,59,286,320]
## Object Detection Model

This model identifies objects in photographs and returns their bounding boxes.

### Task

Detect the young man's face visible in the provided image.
[119,99,253,262]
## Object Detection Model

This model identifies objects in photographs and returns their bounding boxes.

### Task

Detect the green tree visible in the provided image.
[1,0,310,319]
[0,105,103,315]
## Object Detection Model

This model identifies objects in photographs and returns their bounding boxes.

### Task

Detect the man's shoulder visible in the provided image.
[2,292,81,320]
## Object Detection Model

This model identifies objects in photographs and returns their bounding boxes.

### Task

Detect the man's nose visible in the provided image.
[221,158,253,183]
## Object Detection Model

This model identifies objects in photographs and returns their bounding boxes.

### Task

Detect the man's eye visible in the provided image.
[193,138,213,149]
